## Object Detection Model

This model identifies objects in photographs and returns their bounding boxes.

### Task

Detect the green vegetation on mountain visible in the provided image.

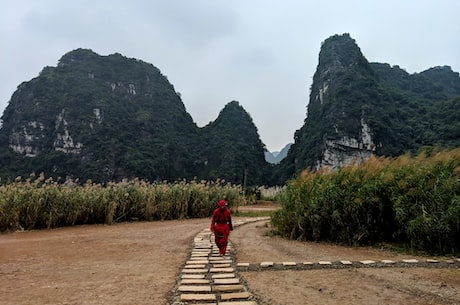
[371,63,460,150]
[276,34,460,183]
[0,34,459,186]
[0,49,267,185]
[199,101,269,185]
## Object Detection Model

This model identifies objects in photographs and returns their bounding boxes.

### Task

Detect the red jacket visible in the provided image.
[210,206,233,232]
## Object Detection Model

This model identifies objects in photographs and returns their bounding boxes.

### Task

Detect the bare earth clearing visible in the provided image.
[1,204,459,305]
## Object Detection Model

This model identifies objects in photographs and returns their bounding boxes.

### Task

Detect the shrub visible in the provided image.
[0,176,242,231]
[272,149,460,255]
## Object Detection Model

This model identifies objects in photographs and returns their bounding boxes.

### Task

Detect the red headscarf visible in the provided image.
[218,199,226,207]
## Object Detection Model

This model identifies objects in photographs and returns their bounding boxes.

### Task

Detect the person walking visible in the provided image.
[210,199,233,256]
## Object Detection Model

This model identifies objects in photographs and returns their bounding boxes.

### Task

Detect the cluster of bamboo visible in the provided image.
[272,148,460,255]
[0,175,242,231]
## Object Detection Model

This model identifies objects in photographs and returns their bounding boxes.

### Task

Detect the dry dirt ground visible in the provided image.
[1,204,459,305]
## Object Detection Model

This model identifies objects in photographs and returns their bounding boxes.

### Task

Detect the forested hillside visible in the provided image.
[1,35,459,186]
[0,49,268,184]
[276,34,460,183]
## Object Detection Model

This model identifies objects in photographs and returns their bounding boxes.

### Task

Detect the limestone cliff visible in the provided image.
[282,34,378,175]
[277,33,460,182]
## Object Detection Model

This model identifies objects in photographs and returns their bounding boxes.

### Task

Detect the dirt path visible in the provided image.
[231,220,460,305]
[0,219,208,305]
[1,213,459,305]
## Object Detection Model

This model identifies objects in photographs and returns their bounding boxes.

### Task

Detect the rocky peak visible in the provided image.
[280,33,379,177]
[312,34,373,106]
[0,49,199,182]
[0,50,270,184]
[57,48,99,67]
[311,34,377,168]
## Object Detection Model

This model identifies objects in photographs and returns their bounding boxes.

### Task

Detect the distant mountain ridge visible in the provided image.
[1,34,459,186]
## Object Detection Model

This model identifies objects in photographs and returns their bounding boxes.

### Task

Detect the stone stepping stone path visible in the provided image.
[170,216,459,304]
[170,217,269,305]
[235,257,460,271]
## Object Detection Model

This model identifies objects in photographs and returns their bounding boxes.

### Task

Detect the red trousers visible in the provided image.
[214,223,230,255]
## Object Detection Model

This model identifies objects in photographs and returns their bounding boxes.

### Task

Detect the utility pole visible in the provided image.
[242,167,248,204]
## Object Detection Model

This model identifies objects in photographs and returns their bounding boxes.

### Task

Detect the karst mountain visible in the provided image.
[1,34,459,185]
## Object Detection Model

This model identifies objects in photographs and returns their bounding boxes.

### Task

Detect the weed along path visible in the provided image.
[1,206,459,305]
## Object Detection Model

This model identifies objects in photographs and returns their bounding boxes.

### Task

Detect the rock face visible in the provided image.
[282,33,379,176]
[309,34,379,170]
[317,118,375,169]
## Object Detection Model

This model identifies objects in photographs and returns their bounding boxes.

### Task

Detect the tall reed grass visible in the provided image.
[272,148,460,255]
[0,174,242,231]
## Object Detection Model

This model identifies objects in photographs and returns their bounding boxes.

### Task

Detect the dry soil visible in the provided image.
[0,204,459,305]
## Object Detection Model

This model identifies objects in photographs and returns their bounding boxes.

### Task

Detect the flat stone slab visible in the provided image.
[340,260,353,265]
[211,257,230,261]
[182,268,208,273]
[237,263,250,267]
[260,262,273,267]
[180,293,216,301]
[181,279,210,284]
[303,261,314,265]
[426,259,439,263]
[381,260,395,264]
[318,261,332,265]
[212,273,235,279]
[210,267,234,273]
[193,245,211,249]
[212,263,232,268]
[402,259,418,263]
[209,256,232,263]
[212,284,245,292]
[220,291,251,300]
[194,245,211,249]
[282,262,296,266]
[186,260,208,264]
[190,257,210,260]
[182,274,206,279]
[212,259,231,263]
[214,278,240,285]
[360,260,375,265]
[184,264,206,269]
[191,252,209,257]
[178,285,211,292]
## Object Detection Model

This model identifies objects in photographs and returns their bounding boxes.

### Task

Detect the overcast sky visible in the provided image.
[1,0,459,152]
